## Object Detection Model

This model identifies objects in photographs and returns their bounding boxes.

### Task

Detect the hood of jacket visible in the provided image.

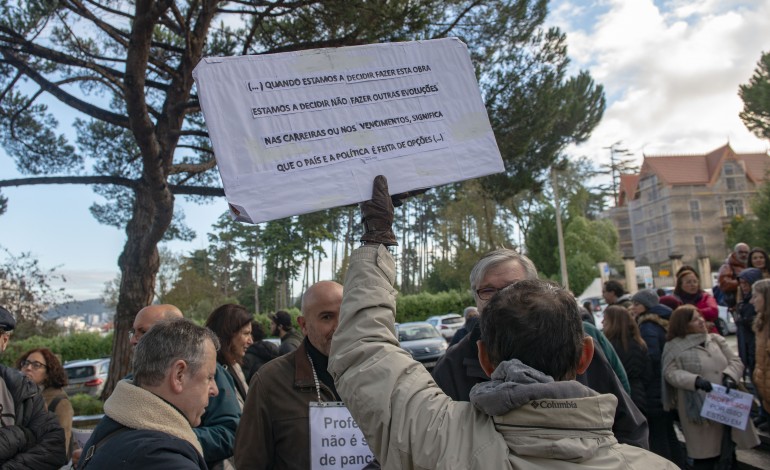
[469,359,618,462]
[104,380,203,456]
[738,268,763,285]
[647,303,673,319]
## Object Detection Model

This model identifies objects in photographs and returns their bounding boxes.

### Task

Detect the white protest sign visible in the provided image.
[72,428,93,449]
[309,402,374,470]
[193,38,504,223]
[700,383,753,430]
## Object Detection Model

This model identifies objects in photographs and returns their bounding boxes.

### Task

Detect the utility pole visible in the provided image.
[551,167,569,291]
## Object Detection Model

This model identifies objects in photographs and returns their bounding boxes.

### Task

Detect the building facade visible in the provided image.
[608,144,770,270]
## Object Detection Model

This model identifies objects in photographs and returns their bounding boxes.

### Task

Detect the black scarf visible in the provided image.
[305,338,340,400]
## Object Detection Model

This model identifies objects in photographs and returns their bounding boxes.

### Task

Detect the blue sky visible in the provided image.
[2,0,770,300]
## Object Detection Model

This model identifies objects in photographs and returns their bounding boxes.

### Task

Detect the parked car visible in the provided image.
[426,313,464,340]
[64,358,110,397]
[396,322,448,370]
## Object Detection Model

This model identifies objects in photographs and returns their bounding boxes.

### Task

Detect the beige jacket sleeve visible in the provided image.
[329,245,508,470]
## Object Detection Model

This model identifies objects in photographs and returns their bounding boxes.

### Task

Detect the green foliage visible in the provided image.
[726,181,770,251]
[1,332,113,367]
[739,51,770,141]
[395,290,474,323]
[69,393,104,416]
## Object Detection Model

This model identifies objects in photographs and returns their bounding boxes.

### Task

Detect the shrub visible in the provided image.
[396,289,474,323]
[1,332,113,367]
[69,393,104,416]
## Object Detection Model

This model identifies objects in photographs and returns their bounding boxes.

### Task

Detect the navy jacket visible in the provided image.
[79,415,207,469]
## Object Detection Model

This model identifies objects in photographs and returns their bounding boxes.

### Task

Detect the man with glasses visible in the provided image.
[718,242,750,309]
[0,306,66,469]
[432,249,649,448]
[329,176,673,468]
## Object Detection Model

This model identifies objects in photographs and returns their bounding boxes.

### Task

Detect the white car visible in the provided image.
[426,313,465,340]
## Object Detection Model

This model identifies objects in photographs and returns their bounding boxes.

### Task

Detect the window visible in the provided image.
[690,200,700,221]
[695,236,705,255]
[723,161,746,191]
[725,199,744,217]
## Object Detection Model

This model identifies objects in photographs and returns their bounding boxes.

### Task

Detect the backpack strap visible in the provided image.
[47,396,62,413]
[81,426,131,468]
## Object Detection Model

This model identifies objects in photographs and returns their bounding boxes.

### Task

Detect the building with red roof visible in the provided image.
[607,143,770,268]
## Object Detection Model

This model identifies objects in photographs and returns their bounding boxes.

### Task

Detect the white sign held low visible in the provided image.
[309,402,374,470]
[700,383,753,430]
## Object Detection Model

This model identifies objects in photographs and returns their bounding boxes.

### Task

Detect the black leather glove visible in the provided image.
[694,376,713,392]
[360,175,397,246]
[723,375,737,394]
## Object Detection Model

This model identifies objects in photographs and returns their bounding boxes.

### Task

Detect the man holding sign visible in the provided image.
[329,176,676,469]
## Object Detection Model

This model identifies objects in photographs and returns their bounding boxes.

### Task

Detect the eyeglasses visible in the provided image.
[476,282,520,301]
[20,360,47,370]
[738,250,749,255]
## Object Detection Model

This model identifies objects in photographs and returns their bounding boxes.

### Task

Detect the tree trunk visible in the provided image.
[102,182,174,399]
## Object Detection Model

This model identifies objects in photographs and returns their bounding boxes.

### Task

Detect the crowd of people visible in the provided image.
[0,178,767,469]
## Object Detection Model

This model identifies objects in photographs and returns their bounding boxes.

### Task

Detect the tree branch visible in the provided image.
[0,175,224,196]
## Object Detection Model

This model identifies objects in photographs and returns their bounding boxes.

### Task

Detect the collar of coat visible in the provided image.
[637,312,669,329]
[104,380,203,456]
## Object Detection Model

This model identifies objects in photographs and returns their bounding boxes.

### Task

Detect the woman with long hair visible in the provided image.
[674,265,719,334]
[16,348,73,458]
[206,304,254,408]
[602,306,651,415]
[751,279,770,432]
[662,306,757,469]
[748,248,770,278]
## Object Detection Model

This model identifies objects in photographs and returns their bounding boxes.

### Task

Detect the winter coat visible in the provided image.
[41,386,73,459]
[609,338,651,415]
[195,364,240,467]
[675,291,719,332]
[663,333,757,459]
[637,305,671,414]
[0,365,66,469]
[278,329,303,356]
[243,340,279,383]
[78,380,206,469]
[433,319,648,449]
[754,318,770,410]
[330,245,675,469]
[718,252,746,296]
[234,341,338,470]
[584,321,631,394]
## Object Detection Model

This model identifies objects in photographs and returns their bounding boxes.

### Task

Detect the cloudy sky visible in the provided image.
[1,0,769,301]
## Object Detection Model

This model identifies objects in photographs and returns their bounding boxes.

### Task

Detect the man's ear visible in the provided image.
[477,340,495,377]
[297,316,307,336]
[576,336,594,375]
[169,359,187,394]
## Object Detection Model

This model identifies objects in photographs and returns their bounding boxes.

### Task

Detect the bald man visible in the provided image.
[129,304,183,346]
[128,303,241,469]
[235,281,344,470]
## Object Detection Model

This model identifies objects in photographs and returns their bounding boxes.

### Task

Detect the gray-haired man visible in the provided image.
[78,318,219,469]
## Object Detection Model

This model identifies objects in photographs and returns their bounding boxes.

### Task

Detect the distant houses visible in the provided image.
[44,298,115,333]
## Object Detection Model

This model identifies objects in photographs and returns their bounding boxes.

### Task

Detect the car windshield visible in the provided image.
[66,366,96,380]
[442,317,463,325]
[398,325,440,342]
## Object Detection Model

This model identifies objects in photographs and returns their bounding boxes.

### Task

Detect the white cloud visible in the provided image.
[549,0,770,165]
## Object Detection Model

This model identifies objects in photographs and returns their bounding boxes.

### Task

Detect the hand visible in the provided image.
[360,175,397,246]
[694,376,713,393]
[723,375,737,394]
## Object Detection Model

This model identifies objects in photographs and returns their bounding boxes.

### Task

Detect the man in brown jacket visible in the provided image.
[234,281,343,469]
